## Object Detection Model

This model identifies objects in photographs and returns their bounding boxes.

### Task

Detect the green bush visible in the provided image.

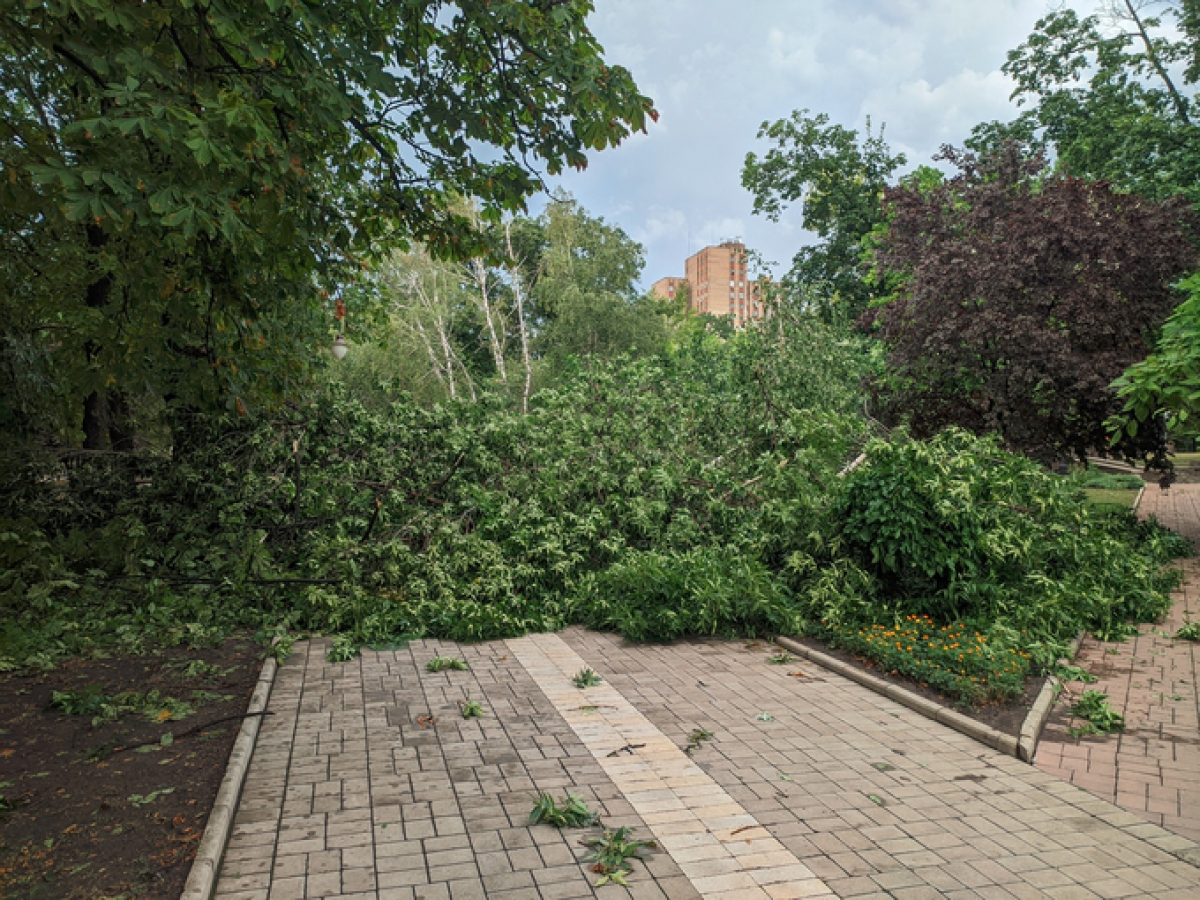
[824,429,1184,650]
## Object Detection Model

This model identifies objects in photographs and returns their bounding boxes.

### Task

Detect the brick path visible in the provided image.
[1035,483,1200,845]
[216,626,1200,899]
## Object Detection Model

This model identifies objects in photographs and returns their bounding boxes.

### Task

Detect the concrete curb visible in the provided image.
[181,655,277,900]
[775,636,1020,757]
[1017,632,1085,763]
[1017,676,1060,762]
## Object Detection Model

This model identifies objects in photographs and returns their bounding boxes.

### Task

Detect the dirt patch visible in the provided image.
[779,636,1046,739]
[0,638,263,900]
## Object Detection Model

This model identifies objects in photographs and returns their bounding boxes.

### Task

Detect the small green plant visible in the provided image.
[767,650,794,665]
[326,634,359,663]
[426,657,469,672]
[1176,621,1200,641]
[528,792,599,828]
[811,615,1030,705]
[572,668,604,688]
[684,726,714,755]
[47,685,108,718]
[460,696,484,719]
[1054,664,1097,684]
[49,688,196,726]
[259,626,296,662]
[581,825,657,887]
[190,690,233,703]
[173,660,235,679]
[1069,690,1125,736]
[127,787,174,807]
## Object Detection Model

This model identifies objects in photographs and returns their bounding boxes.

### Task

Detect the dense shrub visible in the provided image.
[823,429,1185,656]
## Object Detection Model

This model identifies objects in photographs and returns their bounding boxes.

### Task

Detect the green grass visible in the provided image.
[1171,451,1200,466]
[1084,488,1139,510]
[1078,470,1145,490]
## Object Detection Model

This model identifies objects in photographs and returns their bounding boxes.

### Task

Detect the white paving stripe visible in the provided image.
[507,632,835,900]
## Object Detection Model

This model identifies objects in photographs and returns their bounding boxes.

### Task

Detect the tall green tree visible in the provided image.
[0,0,655,448]
[972,3,1200,202]
[522,192,667,371]
[742,110,905,322]
[336,194,662,407]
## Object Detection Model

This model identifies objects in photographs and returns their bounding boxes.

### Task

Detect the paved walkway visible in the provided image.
[1035,483,1200,844]
[216,624,1200,899]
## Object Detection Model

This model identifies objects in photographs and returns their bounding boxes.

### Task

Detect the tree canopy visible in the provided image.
[974,2,1200,203]
[0,0,655,448]
[868,144,1198,464]
[742,109,905,322]
[333,192,672,410]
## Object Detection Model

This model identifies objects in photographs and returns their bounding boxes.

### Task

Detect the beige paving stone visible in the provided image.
[507,633,832,900]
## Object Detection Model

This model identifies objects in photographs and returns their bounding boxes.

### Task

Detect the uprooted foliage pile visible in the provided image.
[0,315,1189,702]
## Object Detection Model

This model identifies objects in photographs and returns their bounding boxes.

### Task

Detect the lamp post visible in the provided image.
[331,294,348,359]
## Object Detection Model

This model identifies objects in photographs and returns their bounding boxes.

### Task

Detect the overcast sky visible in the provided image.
[541,0,1104,289]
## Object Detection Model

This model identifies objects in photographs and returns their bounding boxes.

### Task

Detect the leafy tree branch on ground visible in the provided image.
[1,308,1188,707]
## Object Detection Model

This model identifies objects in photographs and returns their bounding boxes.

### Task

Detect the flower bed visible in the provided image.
[812,614,1031,705]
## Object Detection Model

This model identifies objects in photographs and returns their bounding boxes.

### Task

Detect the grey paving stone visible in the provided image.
[214,631,1200,900]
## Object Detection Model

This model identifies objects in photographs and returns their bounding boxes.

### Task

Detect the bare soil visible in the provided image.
[0,638,263,900]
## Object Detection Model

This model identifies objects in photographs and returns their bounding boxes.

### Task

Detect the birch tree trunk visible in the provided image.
[467,257,508,383]
[504,221,535,414]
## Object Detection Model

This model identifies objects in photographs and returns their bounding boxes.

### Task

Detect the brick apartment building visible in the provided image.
[651,240,765,329]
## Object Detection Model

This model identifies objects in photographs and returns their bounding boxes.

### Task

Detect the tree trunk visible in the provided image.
[82,390,109,450]
[468,257,508,382]
[504,222,535,415]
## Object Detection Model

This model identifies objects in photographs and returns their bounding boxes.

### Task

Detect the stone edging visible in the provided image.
[1017,676,1060,762]
[180,655,278,900]
[1016,632,1086,763]
[775,636,1020,757]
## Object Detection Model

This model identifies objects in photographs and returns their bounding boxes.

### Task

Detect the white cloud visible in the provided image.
[550,0,1108,288]
[863,68,1018,160]
[634,206,688,247]
[766,28,826,82]
[696,217,747,249]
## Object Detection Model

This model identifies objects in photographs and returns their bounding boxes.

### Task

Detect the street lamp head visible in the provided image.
[331,333,349,360]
